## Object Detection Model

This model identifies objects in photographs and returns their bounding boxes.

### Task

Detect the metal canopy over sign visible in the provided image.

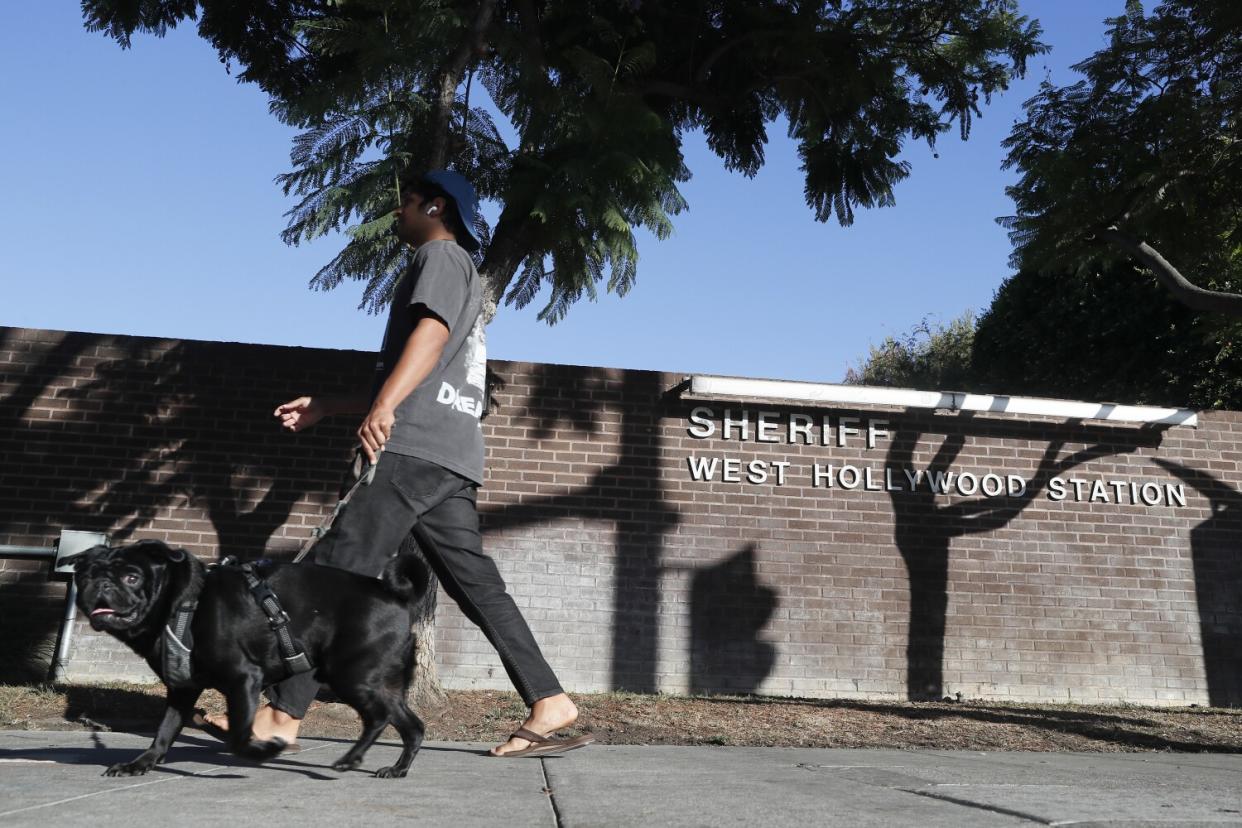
[686,375,1199,428]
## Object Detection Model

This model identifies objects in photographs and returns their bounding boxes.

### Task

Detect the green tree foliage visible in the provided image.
[850,264,1242,409]
[82,0,1045,321]
[844,312,978,391]
[1000,0,1242,317]
[973,267,1242,410]
[846,271,1242,408]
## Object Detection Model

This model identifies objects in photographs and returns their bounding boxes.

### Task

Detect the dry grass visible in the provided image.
[3,683,1240,753]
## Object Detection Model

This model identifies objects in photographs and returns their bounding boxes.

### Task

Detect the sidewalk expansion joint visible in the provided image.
[539,758,564,828]
[903,788,1052,825]
[0,762,232,820]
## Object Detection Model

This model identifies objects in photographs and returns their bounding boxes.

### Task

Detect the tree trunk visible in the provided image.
[478,208,534,322]
[409,595,449,718]
[400,533,449,718]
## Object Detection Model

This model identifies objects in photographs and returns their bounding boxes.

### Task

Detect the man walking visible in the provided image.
[205,170,590,758]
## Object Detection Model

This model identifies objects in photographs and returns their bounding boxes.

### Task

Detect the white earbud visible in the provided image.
[426,206,438,215]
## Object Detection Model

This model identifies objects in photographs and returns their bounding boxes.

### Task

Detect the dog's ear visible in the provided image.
[131,539,188,562]
[67,544,111,573]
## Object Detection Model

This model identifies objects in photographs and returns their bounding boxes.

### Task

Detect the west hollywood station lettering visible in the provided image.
[684,407,1187,507]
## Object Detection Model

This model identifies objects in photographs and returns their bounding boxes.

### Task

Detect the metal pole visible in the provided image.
[0,545,55,558]
[50,578,78,684]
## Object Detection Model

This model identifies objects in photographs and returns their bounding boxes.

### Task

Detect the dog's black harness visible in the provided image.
[160,559,313,687]
[231,560,314,677]
[162,600,198,688]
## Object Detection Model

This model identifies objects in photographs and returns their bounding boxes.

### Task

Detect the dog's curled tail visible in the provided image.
[380,541,434,605]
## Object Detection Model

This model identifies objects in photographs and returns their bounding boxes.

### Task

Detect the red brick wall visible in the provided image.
[3,327,1240,705]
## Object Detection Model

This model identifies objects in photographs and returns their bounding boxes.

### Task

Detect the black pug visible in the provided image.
[72,539,428,778]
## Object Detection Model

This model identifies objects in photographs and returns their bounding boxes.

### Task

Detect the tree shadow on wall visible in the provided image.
[1153,459,1242,707]
[886,411,1164,700]
[0,330,357,679]
[0,330,91,680]
[0,333,356,558]
[481,366,684,693]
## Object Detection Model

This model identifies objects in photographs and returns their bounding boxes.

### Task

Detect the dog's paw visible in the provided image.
[256,737,287,760]
[104,759,154,777]
[373,765,408,779]
[331,755,363,772]
[236,737,287,763]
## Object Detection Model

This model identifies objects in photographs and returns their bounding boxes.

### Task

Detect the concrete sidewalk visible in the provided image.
[1,730,1240,826]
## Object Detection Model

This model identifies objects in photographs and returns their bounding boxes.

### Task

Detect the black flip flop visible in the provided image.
[490,727,594,758]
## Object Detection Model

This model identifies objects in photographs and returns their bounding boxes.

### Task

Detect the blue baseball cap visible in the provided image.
[421,170,482,252]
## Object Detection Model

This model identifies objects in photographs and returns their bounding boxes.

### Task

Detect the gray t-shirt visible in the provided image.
[373,239,486,484]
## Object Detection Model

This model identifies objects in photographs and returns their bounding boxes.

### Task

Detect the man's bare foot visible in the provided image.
[201,704,303,744]
[489,693,579,756]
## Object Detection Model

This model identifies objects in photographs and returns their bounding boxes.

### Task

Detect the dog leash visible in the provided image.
[293,449,379,563]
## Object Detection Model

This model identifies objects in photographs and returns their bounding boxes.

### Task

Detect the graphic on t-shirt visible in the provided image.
[435,317,487,420]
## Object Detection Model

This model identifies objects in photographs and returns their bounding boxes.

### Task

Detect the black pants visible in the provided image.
[265,452,564,717]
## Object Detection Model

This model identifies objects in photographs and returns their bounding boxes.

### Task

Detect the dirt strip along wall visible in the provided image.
[2,326,1240,705]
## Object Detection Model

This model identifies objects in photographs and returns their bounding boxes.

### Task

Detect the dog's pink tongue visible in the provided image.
[90,608,115,617]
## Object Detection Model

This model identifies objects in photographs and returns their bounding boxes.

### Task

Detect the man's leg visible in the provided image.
[412,483,581,755]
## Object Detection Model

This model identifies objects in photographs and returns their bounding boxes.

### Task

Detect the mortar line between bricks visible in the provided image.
[539,758,564,828]
[902,788,1052,825]
[0,761,233,820]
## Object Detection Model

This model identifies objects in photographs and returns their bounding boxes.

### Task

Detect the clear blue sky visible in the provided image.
[1,2,1120,384]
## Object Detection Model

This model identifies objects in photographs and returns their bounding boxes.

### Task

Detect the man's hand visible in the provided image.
[274,396,326,432]
[358,403,396,463]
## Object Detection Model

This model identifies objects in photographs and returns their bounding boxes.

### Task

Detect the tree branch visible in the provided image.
[515,0,547,74]
[1102,228,1242,317]
[640,80,723,109]
[428,0,498,169]
[694,30,795,84]
[514,0,554,155]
